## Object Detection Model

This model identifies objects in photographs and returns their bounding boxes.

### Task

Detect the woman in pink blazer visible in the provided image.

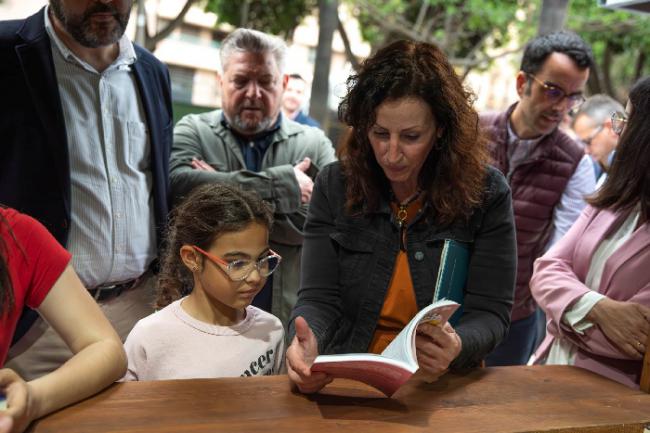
[530,76,650,389]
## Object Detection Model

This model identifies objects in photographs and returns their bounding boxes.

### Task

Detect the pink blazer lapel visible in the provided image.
[573,209,620,280]
[599,218,650,294]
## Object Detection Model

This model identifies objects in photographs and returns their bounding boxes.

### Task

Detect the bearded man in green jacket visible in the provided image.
[170,28,336,326]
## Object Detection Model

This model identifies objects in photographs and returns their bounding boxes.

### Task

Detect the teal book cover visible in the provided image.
[432,239,469,326]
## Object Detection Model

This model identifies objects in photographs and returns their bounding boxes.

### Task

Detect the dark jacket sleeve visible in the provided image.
[451,167,517,369]
[288,162,344,352]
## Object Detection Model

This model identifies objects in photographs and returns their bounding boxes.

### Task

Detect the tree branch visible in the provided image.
[634,51,646,82]
[147,0,199,51]
[576,19,637,34]
[355,0,421,41]
[441,11,455,53]
[337,13,360,71]
[587,63,603,95]
[420,16,439,43]
[449,45,523,68]
[603,41,615,97]
[413,0,430,34]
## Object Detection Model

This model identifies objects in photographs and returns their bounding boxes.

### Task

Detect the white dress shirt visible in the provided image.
[45,7,156,288]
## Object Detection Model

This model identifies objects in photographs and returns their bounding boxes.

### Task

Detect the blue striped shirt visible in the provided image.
[44,7,155,288]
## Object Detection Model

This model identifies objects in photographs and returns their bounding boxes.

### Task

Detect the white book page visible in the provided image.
[313,353,415,372]
[380,299,458,368]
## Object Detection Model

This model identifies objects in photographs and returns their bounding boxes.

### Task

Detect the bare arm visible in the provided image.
[2,265,126,432]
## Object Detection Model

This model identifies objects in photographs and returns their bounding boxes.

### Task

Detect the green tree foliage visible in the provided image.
[349,0,526,75]
[204,0,527,76]
[205,0,316,39]
[565,0,650,101]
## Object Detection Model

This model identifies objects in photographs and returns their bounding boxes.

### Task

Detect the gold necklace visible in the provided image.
[394,190,422,228]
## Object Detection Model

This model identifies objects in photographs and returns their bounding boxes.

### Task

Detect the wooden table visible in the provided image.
[31,366,650,433]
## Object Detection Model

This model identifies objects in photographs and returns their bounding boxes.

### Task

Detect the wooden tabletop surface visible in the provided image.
[30,365,650,433]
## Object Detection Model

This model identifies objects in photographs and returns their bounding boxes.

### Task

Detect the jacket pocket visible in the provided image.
[423,227,475,245]
[329,231,375,284]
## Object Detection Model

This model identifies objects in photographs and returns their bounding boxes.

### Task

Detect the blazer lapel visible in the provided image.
[600,216,650,294]
[16,10,65,142]
[15,8,70,212]
[132,59,159,158]
[572,208,618,280]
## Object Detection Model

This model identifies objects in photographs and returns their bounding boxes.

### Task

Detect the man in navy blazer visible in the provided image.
[0,1,172,379]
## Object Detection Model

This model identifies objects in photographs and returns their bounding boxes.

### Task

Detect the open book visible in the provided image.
[311,299,460,397]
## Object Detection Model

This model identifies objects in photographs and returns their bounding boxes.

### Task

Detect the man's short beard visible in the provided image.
[231,115,275,136]
[49,0,130,48]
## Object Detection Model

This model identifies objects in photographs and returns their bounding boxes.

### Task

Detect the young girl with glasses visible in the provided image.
[122,184,285,381]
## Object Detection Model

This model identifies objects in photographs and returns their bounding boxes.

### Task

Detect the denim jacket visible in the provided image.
[291,162,516,369]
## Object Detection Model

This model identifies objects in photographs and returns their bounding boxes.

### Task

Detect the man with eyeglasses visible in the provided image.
[480,31,596,366]
[572,95,625,185]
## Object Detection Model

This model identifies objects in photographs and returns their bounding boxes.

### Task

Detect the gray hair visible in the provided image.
[573,94,625,126]
[219,28,287,74]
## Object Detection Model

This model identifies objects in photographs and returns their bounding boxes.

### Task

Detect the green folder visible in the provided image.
[432,239,469,326]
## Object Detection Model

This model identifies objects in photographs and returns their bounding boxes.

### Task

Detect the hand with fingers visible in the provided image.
[414,321,462,379]
[190,157,216,172]
[0,368,34,433]
[587,298,650,359]
[293,158,314,204]
[286,317,333,394]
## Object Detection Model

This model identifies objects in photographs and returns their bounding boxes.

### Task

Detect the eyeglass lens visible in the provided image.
[228,255,281,280]
[543,87,584,109]
[531,74,584,109]
[611,112,627,135]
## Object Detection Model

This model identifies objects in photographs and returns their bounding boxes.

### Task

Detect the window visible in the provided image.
[168,65,195,104]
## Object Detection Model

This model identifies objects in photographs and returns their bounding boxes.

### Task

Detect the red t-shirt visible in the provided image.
[0,208,71,365]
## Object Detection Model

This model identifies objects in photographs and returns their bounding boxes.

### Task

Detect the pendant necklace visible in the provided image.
[394,189,422,229]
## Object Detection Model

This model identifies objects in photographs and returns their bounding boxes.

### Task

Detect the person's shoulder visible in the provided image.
[0,7,44,44]
[247,306,284,330]
[316,160,345,188]
[0,207,21,226]
[0,19,25,43]
[0,208,22,248]
[482,165,511,200]
[312,161,348,211]
[282,117,330,142]
[319,160,342,177]
[479,109,503,123]
[550,128,584,159]
[0,207,47,240]
[132,301,178,333]
[295,112,321,128]
[176,109,221,129]
[244,307,285,344]
[479,109,507,128]
[303,117,321,128]
[133,43,167,72]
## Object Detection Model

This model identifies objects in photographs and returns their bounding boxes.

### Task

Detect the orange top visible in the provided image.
[368,198,423,354]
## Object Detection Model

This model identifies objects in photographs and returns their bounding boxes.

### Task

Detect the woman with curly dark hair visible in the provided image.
[286,40,517,394]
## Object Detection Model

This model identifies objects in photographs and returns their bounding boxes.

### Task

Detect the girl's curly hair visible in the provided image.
[156,184,273,309]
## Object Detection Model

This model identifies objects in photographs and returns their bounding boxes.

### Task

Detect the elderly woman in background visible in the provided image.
[530,76,650,388]
[286,40,517,394]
